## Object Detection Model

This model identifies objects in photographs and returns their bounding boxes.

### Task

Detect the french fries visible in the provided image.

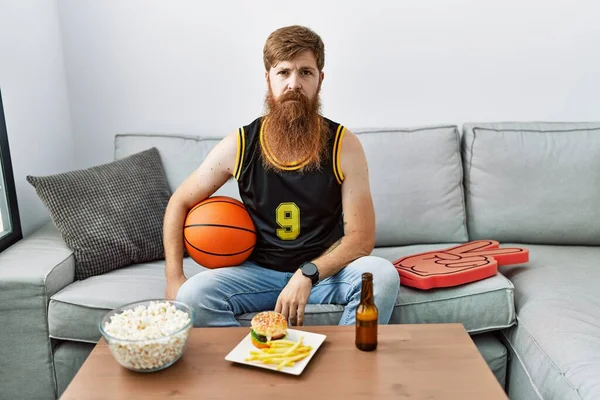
[245,336,313,370]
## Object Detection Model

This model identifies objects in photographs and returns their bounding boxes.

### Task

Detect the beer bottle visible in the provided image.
[355,272,378,351]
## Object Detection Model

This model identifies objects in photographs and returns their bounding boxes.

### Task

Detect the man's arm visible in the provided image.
[164,132,238,294]
[275,130,375,325]
[310,130,376,280]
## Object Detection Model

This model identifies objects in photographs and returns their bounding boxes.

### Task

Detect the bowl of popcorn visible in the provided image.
[99,299,195,372]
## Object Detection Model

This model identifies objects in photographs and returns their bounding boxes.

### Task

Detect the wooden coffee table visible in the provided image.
[61,323,507,399]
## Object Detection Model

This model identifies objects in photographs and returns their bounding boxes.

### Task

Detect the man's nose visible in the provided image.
[287,72,302,91]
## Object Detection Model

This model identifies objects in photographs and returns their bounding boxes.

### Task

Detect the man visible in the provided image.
[164,25,400,327]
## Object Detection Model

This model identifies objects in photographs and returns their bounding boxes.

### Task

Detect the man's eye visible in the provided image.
[278,71,289,76]
[302,70,312,76]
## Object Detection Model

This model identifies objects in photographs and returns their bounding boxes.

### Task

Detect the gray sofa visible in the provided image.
[1,121,599,400]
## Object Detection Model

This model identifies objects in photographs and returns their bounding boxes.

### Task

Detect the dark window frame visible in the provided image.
[0,88,22,252]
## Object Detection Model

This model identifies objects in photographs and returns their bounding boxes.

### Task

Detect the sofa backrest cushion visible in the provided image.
[115,126,469,247]
[114,133,241,201]
[349,125,468,246]
[462,122,600,245]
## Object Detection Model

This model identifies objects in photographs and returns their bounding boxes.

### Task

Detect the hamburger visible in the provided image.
[250,311,288,349]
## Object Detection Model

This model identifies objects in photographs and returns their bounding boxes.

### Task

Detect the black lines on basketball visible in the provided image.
[183,196,257,269]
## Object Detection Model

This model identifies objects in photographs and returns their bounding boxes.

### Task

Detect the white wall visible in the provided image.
[0,0,74,235]
[3,0,599,236]
[56,0,600,169]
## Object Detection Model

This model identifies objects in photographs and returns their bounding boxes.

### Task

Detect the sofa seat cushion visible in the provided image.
[374,245,516,334]
[472,333,508,389]
[499,244,600,400]
[49,258,203,343]
[48,258,347,343]
[48,244,515,343]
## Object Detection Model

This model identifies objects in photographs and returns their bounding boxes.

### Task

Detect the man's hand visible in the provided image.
[166,274,187,300]
[275,270,312,326]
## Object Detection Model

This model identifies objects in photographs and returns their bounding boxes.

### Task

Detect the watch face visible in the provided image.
[303,263,318,276]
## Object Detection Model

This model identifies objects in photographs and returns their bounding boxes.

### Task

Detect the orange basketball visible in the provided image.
[183,196,256,269]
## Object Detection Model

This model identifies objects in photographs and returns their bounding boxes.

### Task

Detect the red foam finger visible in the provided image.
[465,248,529,266]
[430,252,462,261]
[445,240,500,255]
[443,260,489,269]
[393,240,530,290]
[440,254,488,265]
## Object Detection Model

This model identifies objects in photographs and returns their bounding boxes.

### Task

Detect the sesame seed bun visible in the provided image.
[250,311,288,346]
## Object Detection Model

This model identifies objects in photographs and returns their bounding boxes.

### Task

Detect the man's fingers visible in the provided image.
[297,305,305,327]
[274,298,282,315]
[288,301,298,325]
[279,302,289,321]
[288,302,298,326]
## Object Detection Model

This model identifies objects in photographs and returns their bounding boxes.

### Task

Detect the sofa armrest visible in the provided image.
[0,221,75,400]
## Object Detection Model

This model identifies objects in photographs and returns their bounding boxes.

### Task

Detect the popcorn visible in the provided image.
[102,301,192,371]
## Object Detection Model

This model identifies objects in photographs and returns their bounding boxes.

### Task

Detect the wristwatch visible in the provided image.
[299,262,320,286]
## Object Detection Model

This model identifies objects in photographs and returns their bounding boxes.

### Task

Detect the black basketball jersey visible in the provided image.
[234,116,346,273]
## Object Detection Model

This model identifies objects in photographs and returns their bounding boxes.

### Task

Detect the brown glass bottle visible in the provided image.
[355,272,378,351]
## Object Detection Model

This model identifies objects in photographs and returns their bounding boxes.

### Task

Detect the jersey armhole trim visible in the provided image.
[333,125,346,184]
[234,127,246,180]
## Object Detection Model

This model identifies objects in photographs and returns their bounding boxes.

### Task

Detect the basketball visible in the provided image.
[183,196,257,269]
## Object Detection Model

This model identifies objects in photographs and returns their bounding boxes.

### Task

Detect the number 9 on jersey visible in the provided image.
[276,202,300,240]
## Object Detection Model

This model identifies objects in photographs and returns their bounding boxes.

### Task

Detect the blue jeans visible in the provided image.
[176,256,400,327]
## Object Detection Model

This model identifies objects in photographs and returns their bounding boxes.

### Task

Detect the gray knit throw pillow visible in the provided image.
[27,148,171,280]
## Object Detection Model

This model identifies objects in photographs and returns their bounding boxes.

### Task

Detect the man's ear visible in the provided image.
[320,71,325,83]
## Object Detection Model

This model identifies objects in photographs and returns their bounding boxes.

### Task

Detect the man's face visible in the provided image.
[261,49,328,172]
[266,49,324,102]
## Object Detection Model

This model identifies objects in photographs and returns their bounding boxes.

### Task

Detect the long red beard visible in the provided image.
[262,88,329,173]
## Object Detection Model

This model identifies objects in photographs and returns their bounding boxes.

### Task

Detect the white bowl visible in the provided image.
[99,299,194,372]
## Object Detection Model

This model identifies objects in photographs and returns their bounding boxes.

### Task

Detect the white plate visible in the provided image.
[224,328,327,375]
